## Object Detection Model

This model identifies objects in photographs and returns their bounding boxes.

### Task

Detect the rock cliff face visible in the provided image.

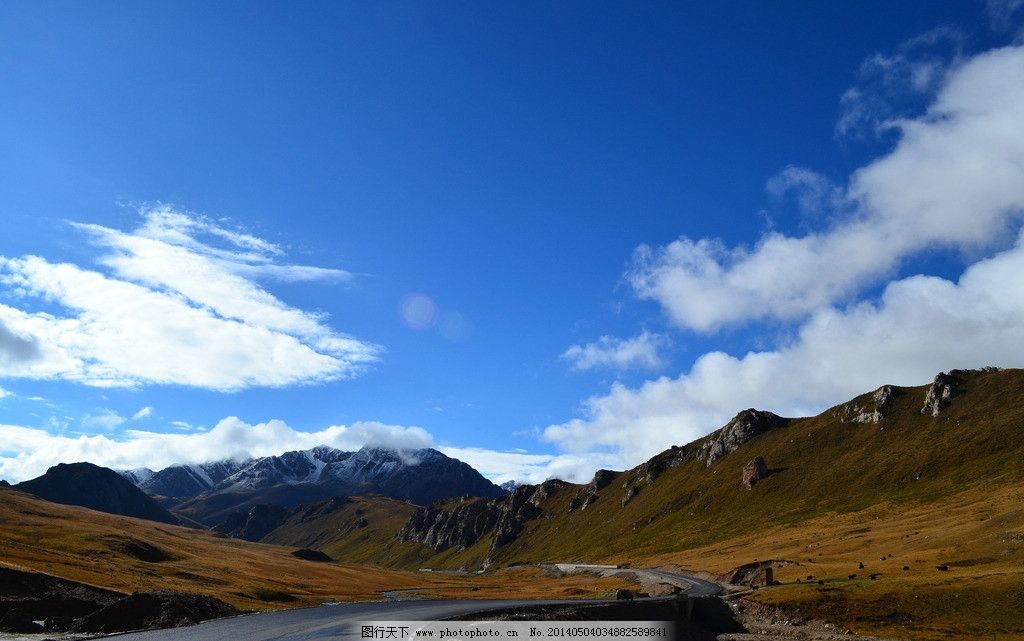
[398,498,503,552]
[398,481,565,561]
[840,385,901,424]
[920,371,964,416]
[698,410,789,466]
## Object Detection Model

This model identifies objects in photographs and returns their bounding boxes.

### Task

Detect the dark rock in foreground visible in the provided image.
[0,566,238,634]
[70,590,239,633]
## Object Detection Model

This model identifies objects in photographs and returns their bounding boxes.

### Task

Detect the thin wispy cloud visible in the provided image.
[131,406,153,420]
[0,207,381,391]
[81,409,126,431]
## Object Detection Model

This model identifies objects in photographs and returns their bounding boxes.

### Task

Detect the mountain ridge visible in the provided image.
[391,367,1024,569]
[117,445,505,529]
[15,462,179,525]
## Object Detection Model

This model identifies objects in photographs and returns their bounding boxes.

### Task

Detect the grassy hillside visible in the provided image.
[388,368,1024,639]
[260,496,418,563]
[404,369,1024,568]
[0,486,636,611]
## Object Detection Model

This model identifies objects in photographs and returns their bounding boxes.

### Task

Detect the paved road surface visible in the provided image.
[552,565,723,598]
[103,599,582,641]
[104,569,723,641]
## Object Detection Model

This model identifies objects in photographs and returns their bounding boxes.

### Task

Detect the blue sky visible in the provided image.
[3,1,1024,483]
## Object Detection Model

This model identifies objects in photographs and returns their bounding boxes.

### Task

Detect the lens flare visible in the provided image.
[400,294,438,330]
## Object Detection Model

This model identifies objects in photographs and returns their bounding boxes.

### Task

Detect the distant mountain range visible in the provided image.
[117,445,505,530]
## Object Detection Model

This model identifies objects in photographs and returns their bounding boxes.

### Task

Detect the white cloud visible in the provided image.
[836,28,963,139]
[547,229,1024,470]
[0,412,611,486]
[561,331,668,372]
[0,207,381,390]
[439,446,622,485]
[0,386,11,399]
[131,406,153,420]
[628,44,1024,333]
[0,320,41,366]
[0,417,434,482]
[81,409,125,431]
[765,166,844,217]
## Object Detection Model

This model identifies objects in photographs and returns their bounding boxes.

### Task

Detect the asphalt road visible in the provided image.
[551,565,723,598]
[102,598,586,641]
[102,569,723,641]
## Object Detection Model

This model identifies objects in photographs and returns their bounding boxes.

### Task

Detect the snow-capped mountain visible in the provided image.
[122,459,251,501]
[118,468,155,486]
[125,445,505,525]
[208,446,349,493]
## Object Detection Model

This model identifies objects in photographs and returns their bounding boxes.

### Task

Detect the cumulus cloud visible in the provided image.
[548,228,1024,470]
[437,446,622,485]
[0,207,380,390]
[0,411,614,486]
[561,331,668,372]
[628,44,1024,333]
[0,386,10,399]
[0,320,41,366]
[0,417,434,482]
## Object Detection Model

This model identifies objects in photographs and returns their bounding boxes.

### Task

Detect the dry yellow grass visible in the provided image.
[0,487,636,611]
[637,481,1024,640]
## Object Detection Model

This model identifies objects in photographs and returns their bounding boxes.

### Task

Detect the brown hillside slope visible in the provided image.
[260,496,417,563]
[398,368,1024,568]
[0,487,638,611]
[389,368,1024,639]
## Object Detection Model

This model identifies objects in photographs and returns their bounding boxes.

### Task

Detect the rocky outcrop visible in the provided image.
[921,371,964,416]
[399,481,564,557]
[589,469,620,491]
[741,456,769,489]
[399,498,503,552]
[621,485,640,506]
[636,446,688,483]
[841,384,901,424]
[699,410,788,466]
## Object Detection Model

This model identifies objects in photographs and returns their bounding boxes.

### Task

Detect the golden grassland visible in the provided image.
[0,487,636,611]
[642,481,1024,640]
